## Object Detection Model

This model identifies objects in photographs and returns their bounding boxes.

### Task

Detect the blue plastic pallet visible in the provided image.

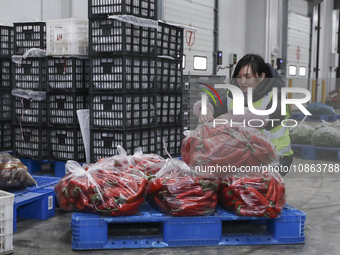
[292,144,340,162]
[10,175,61,232]
[71,203,306,250]
[291,113,340,122]
[20,157,68,177]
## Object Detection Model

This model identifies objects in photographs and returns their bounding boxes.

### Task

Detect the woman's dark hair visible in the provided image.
[231,54,273,80]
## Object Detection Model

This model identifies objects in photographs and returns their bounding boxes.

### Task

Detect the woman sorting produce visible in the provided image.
[193,54,293,176]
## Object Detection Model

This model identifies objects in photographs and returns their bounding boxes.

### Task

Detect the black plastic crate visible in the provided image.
[0,89,12,120]
[48,92,89,126]
[156,125,183,158]
[88,0,157,19]
[156,93,182,125]
[90,127,157,162]
[0,58,12,89]
[156,58,182,92]
[157,22,184,61]
[0,120,12,151]
[89,18,157,56]
[182,89,189,107]
[91,92,157,129]
[13,124,49,160]
[181,111,189,127]
[0,25,14,56]
[14,22,46,55]
[14,96,47,124]
[47,57,89,91]
[13,58,47,90]
[49,126,85,161]
[90,56,156,92]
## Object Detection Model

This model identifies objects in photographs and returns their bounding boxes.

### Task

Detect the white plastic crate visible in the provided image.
[46,18,88,56]
[0,190,14,254]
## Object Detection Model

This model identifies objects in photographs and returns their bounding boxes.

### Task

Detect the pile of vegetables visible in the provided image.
[312,127,340,147]
[289,124,315,145]
[0,152,36,190]
[148,158,220,216]
[55,160,148,216]
[181,123,277,176]
[219,172,286,217]
[289,120,340,147]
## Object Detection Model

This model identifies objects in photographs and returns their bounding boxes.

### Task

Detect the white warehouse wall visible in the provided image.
[217,0,281,78]
[217,0,247,78]
[0,0,63,25]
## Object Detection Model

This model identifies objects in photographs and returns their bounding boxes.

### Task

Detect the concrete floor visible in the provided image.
[12,153,340,255]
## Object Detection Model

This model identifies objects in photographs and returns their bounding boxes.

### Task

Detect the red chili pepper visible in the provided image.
[177,190,215,204]
[103,186,122,198]
[126,178,147,203]
[275,185,286,213]
[236,205,266,217]
[176,185,204,199]
[153,195,170,213]
[239,189,258,207]
[167,176,198,194]
[246,186,270,208]
[250,135,276,160]
[229,178,245,190]
[76,190,90,210]
[234,200,243,210]
[96,197,119,212]
[266,177,275,199]
[117,197,144,214]
[179,201,213,213]
[164,196,182,210]
[147,178,164,194]
[222,187,234,201]
[232,150,251,168]
[210,148,246,165]
[269,182,277,202]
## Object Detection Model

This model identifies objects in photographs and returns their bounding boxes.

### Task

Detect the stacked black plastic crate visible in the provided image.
[0,25,13,151]
[46,57,89,162]
[155,22,185,157]
[88,0,184,161]
[12,22,48,159]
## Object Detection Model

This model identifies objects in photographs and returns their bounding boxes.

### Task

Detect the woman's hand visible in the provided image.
[199,109,214,123]
[193,100,215,124]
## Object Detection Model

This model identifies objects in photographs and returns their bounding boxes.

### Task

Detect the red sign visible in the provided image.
[297,46,300,61]
[186,31,195,46]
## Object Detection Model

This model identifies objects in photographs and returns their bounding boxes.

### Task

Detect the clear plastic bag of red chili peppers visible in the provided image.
[54,160,148,216]
[219,171,286,218]
[147,158,220,216]
[181,123,278,178]
[103,145,166,176]
[132,148,166,177]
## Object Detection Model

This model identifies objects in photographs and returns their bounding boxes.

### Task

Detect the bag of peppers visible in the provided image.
[181,123,278,178]
[148,158,220,216]
[54,160,148,216]
[131,148,166,177]
[104,145,166,177]
[219,171,286,218]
